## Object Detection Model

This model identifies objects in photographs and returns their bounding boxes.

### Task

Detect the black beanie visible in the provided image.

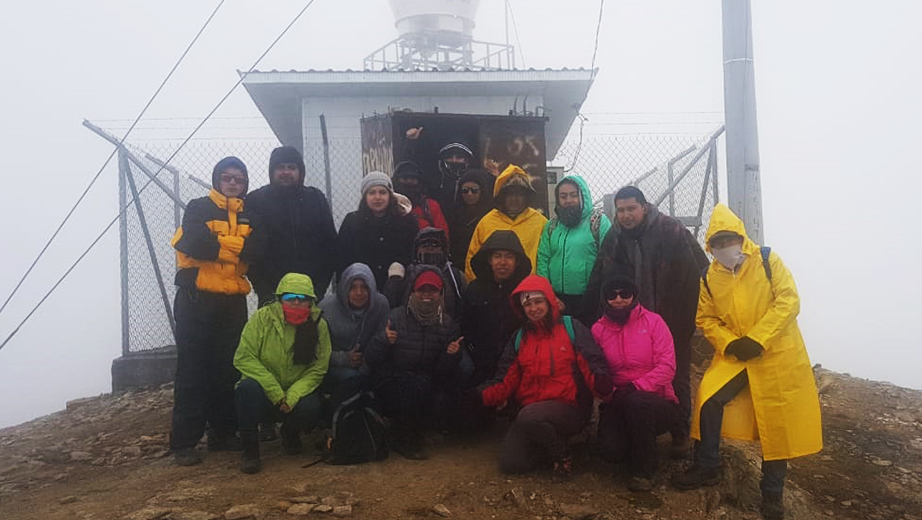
[269,146,306,183]
[602,275,638,301]
[212,156,249,196]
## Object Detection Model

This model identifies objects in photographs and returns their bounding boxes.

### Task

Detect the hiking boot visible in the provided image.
[240,441,261,474]
[258,422,278,442]
[672,464,720,490]
[628,476,654,492]
[173,448,202,466]
[207,435,242,452]
[761,492,784,520]
[669,435,691,459]
[552,456,573,483]
[393,438,428,460]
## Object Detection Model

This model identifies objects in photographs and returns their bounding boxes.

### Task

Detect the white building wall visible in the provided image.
[300,95,543,224]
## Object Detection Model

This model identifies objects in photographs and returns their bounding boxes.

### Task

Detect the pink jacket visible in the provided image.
[591,305,678,403]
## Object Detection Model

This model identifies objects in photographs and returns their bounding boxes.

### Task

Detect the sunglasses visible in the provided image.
[418,240,442,248]
[460,187,481,194]
[281,293,312,303]
[604,289,635,301]
[220,174,247,185]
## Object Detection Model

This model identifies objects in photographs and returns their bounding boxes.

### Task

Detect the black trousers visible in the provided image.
[598,391,679,478]
[235,378,322,441]
[169,289,247,451]
[695,370,788,495]
[374,373,435,444]
[671,332,693,439]
[499,400,585,474]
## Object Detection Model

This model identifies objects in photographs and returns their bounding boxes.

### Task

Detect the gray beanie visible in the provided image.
[361,171,392,195]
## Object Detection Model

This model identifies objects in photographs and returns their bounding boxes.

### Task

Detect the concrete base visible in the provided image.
[111,346,177,392]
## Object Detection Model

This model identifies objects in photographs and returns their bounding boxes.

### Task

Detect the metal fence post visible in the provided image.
[118,150,131,357]
[320,114,333,208]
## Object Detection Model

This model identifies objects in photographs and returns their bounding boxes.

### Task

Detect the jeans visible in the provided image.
[499,400,585,474]
[598,391,679,478]
[695,370,788,494]
[235,378,322,442]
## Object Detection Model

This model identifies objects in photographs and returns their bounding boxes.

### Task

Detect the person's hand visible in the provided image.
[405,127,423,140]
[447,336,464,355]
[725,336,764,361]
[279,398,291,414]
[612,382,636,402]
[349,346,363,368]
[484,158,502,177]
[385,320,398,345]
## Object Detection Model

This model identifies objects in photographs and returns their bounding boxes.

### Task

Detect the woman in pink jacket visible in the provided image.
[591,276,679,492]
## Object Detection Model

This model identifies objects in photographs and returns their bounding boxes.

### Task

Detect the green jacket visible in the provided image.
[234,273,331,407]
[536,175,612,295]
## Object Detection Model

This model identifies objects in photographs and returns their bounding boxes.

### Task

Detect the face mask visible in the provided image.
[603,300,637,325]
[282,303,311,325]
[712,244,745,270]
[418,251,446,266]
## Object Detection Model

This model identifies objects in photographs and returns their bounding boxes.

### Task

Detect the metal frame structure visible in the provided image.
[363,37,515,71]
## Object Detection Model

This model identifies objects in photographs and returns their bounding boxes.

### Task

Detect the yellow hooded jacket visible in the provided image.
[692,204,822,461]
[465,165,547,280]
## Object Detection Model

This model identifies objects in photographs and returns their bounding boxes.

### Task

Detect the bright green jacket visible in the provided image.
[233,273,331,407]
[536,175,612,295]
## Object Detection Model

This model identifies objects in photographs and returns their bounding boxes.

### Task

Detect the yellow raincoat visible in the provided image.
[465,165,547,280]
[691,204,822,461]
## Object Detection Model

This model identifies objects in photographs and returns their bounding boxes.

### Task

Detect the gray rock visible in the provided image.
[171,513,220,520]
[122,508,172,520]
[289,496,319,504]
[59,495,78,504]
[332,505,352,517]
[432,504,451,517]
[557,503,598,520]
[506,487,529,511]
[287,504,313,516]
[70,451,93,461]
[224,504,262,520]
[313,505,333,513]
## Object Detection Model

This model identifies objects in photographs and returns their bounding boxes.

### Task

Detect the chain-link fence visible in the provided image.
[101,123,721,355]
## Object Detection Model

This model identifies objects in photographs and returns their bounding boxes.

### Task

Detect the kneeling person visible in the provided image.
[234,273,331,474]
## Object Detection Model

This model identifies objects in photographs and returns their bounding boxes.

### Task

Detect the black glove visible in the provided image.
[593,374,614,398]
[612,382,637,402]
[725,336,764,361]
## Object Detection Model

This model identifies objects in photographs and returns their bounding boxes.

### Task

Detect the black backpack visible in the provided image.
[322,391,388,465]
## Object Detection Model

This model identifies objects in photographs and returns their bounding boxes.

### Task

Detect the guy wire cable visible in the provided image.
[0,0,321,353]
[0,0,227,319]
[565,0,606,173]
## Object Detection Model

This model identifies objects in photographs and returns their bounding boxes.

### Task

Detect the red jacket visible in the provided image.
[481,275,612,408]
[411,197,450,242]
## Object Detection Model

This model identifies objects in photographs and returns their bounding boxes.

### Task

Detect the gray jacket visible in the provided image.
[319,263,390,371]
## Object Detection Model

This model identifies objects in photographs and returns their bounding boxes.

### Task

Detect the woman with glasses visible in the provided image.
[233,273,331,474]
[449,169,493,265]
[591,275,679,492]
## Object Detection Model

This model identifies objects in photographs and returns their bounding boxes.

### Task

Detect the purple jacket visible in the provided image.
[591,305,678,403]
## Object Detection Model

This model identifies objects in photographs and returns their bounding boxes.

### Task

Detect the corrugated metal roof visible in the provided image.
[246,67,593,74]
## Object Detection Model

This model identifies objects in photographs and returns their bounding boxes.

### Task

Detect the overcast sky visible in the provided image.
[1,0,920,429]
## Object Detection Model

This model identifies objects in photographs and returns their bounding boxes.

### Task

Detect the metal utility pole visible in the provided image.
[722,0,764,244]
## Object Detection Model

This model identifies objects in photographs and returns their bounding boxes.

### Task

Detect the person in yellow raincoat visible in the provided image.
[465,165,547,280]
[672,204,822,520]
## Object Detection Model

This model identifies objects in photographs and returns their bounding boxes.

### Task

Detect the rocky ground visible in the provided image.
[1,364,920,520]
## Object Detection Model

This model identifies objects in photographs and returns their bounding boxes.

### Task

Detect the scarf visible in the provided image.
[408,293,443,327]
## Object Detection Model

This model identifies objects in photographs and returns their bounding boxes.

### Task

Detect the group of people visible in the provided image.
[168,142,821,520]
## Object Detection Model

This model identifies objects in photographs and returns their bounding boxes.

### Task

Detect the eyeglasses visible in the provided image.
[281,293,312,303]
[220,174,247,185]
[460,187,480,195]
[604,289,635,301]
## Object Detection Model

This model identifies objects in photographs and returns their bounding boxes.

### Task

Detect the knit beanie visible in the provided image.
[212,156,249,195]
[268,146,305,183]
[362,171,393,195]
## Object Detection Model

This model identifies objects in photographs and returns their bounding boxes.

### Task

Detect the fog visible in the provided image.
[1,0,920,429]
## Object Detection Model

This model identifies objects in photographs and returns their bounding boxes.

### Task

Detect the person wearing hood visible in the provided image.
[365,268,463,460]
[168,156,266,467]
[465,165,547,281]
[583,185,709,456]
[592,276,679,492]
[383,227,467,322]
[402,126,475,213]
[245,146,337,305]
[233,273,331,474]
[476,275,612,482]
[392,161,450,239]
[337,172,419,291]
[319,262,390,408]
[672,205,822,520]
[537,175,612,320]
[461,230,531,387]
[449,168,493,264]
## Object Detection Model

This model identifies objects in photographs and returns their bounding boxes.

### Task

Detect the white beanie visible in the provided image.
[519,290,546,305]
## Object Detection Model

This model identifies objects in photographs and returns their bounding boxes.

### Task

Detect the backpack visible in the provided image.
[322,391,388,465]
[546,208,605,246]
[702,246,772,297]
[513,315,576,352]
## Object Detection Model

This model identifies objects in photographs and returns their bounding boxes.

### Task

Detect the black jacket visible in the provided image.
[245,184,337,302]
[460,230,532,386]
[449,169,494,264]
[583,205,710,345]
[366,268,461,381]
[337,209,419,292]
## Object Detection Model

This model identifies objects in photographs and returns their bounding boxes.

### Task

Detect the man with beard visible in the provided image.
[245,146,337,305]
[392,161,450,238]
[537,175,611,322]
[583,186,709,457]
[366,269,463,460]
